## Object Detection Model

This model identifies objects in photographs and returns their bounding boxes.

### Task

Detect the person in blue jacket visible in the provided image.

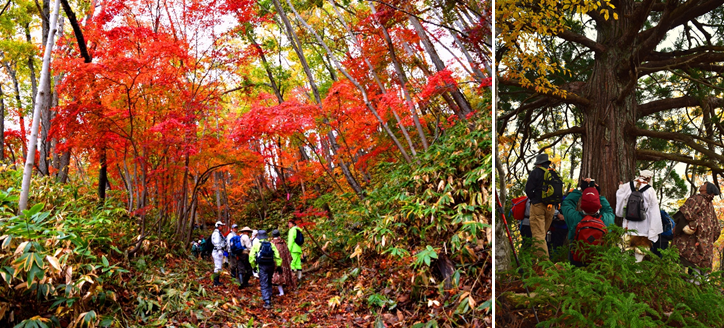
[560,178,615,266]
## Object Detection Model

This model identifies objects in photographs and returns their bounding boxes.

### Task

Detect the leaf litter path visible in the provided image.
[143,256,390,328]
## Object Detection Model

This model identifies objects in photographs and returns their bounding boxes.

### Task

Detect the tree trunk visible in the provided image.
[578,5,638,204]
[18,0,61,212]
[39,2,59,177]
[495,136,512,272]
[56,148,70,183]
[271,0,365,197]
[408,15,472,119]
[98,148,108,205]
[3,63,28,159]
[0,83,4,162]
[286,0,413,164]
[369,2,429,152]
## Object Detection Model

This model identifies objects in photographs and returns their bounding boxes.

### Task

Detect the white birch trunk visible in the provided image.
[18,0,61,212]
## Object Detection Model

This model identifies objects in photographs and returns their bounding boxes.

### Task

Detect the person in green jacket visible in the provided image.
[560,178,615,265]
[249,230,282,309]
[287,219,303,281]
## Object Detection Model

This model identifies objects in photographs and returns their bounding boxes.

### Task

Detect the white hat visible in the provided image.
[639,170,654,179]
[215,221,225,227]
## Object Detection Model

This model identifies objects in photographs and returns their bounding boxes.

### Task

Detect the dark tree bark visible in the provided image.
[98,148,108,205]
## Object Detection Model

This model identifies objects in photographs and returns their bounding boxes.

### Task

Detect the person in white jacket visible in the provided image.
[615,170,663,262]
[211,221,227,286]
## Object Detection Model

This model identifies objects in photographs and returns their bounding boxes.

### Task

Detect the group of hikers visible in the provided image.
[514,153,722,275]
[191,219,304,309]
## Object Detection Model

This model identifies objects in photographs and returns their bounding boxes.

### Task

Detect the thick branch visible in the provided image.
[536,126,585,141]
[639,96,724,117]
[498,77,590,107]
[637,0,724,61]
[556,29,606,53]
[60,0,91,63]
[497,97,560,121]
[647,46,724,60]
[633,127,724,162]
[636,149,723,173]
[640,51,724,74]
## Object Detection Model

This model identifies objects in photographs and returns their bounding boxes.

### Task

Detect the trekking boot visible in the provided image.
[213,275,222,286]
[263,300,272,309]
[296,270,302,281]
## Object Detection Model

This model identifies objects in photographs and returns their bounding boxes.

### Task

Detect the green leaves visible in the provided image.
[413,246,439,268]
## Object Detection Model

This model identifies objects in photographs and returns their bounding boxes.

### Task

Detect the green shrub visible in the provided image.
[502,226,724,327]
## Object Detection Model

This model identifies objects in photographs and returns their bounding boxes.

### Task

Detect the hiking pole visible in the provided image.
[495,192,540,324]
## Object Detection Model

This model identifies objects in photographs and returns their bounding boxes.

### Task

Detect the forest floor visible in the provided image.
[120,253,446,328]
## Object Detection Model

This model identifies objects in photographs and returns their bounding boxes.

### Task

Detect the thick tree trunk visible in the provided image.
[578,4,638,205]
[38,1,58,177]
[18,0,61,212]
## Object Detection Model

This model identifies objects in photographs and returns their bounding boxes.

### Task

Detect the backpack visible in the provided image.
[572,215,607,263]
[203,235,213,253]
[510,196,529,221]
[229,235,245,255]
[538,167,563,205]
[294,228,304,246]
[256,241,275,265]
[625,182,650,221]
[660,210,674,238]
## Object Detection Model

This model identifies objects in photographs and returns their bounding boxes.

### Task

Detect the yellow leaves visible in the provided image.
[328,296,341,309]
[350,243,363,259]
[14,241,29,257]
[46,255,62,273]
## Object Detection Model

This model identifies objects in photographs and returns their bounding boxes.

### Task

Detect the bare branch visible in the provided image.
[636,149,723,173]
[498,77,590,107]
[536,126,585,141]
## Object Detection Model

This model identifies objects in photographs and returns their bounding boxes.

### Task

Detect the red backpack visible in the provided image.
[511,196,528,221]
[572,215,607,263]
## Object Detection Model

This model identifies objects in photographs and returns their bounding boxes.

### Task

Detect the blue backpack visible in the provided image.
[230,235,245,255]
[660,210,675,238]
[257,241,275,265]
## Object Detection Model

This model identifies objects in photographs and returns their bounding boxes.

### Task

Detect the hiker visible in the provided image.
[271,229,297,295]
[615,170,663,262]
[510,196,532,246]
[288,219,304,280]
[524,153,563,260]
[671,182,722,272]
[548,206,569,257]
[251,229,259,245]
[191,240,200,258]
[249,230,282,309]
[237,226,254,288]
[226,224,240,282]
[652,210,675,257]
[211,221,227,286]
[561,179,615,266]
[251,229,260,279]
